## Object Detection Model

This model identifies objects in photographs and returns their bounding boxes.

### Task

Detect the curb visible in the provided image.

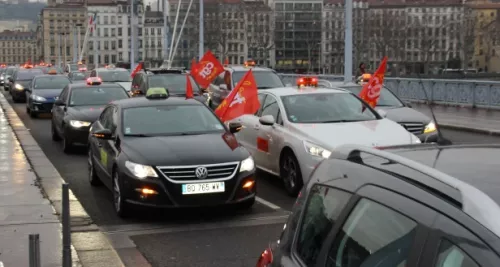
[438,123,500,136]
[0,93,126,267]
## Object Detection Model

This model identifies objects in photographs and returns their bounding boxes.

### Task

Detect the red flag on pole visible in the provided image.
[185,75,194,99]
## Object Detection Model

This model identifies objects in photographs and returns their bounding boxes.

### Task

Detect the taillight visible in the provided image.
[256,248,273,267]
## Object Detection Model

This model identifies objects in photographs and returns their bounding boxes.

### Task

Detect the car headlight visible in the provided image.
[14,83,24,90]
[69,120,91,128]
[125,161,158,179]
[424,121,437,134]
[304,141,332,159]
[31,95,47,102]
[0,76,3,80]
[240,156,255,172]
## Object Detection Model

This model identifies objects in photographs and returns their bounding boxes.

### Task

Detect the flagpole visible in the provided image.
[344,0,353,83]
[130,0,135,71]
[198,0,203,60]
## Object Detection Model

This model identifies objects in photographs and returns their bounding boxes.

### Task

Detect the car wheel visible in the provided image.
[113,171,130,217]
[280,151,303,197]
[88,148,102,186]
[29,109,37,118]
[12,95,19,103]
[62,133,73,153]
[51,122,61,141]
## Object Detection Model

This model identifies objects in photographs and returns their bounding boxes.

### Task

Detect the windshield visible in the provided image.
[70,72,88,80]
[69,64,84,71]
[281,93,378,123]
[34,76,71,89]
[69,87,129,106]
[98,71,131,82]
[342,85,404,107]
[16,70,43,80]
[123,105,224,136]
[147,74,200,94]
[232,71,284,89]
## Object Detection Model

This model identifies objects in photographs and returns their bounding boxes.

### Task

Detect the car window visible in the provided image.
[232,70,284,89]
[260,95,279,121]
[59,86,69,102]
[16,70,43,80]
[69,87,129,106]
[435,240,479,267]
[281,93,378,123]
[70,72,87,80]
[34,76,71,89]
[98,70,131,82]
[326,198,418,267]
[295,185,352,266]
[99,107,114,129]
[213,72,225,86]
[256,94,267,115]
[341,85,404,108]
[147,74,200,94]
[122,105,225,136]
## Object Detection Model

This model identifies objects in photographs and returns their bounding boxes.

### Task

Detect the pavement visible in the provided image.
[2,86,500,266]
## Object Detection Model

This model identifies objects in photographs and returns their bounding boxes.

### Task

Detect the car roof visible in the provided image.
[34,74,68,79]
[259,86,349,97]
[328,81,360,87]
[95,67,128,72]
[69,82,126,90]
[224,65,274,72]
[326,144,500,238]
[113,96,202,109]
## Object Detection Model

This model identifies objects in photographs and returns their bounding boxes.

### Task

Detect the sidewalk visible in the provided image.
[0,93,124,267]
[411,103,500,135]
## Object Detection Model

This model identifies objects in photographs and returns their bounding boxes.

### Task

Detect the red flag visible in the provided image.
[190,51,224,88]
[191,57,196,68]
[223,57,229,66]
[130,62,143,78]
[215,70,260,122]
[185,75,194,99]
[359,56,388,108]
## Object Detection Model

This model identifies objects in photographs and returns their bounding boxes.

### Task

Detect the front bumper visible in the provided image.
[119,168,257,208]
[416,131,438,143]
[64,125,91,145]
[30,101,54,113]
[11,88,26,100]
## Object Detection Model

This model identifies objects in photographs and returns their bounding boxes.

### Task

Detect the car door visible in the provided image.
[25,78,34,104]
[312,184,438,267]
[252,94,281,170]
[101,106,120,180]
[256,94,285,173]
[234,93,267,156]
[418,214,500,267]
[91,106,114,181]
[53,86,69,135]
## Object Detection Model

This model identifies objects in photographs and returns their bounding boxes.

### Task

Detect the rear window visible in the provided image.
[71,72,88,80]
[34,76,71,89]
[69,87,129,106]
[16,70,43,80]
[98,70,131,82]
[232,71,284,89]
[147,74,199,94]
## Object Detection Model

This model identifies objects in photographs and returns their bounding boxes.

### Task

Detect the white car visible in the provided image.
[229,87,421,196]
[89,67,132,92]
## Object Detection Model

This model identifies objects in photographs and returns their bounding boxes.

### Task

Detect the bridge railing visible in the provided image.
[278,74,500,109]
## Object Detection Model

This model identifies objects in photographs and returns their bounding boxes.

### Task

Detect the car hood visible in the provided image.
[67,105,105,122]
[122,133,249,166]
[377,106,431,124]
[32,89,63,100]
[290,118,420,149]
[115,82,131,91]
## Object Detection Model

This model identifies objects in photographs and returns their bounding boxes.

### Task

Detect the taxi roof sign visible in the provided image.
[86,77,102,85]
[297,76,318,88]
[146,87,169,99]
[48,69,57,75]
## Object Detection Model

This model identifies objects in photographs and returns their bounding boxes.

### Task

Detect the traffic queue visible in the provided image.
[2,54,500,267]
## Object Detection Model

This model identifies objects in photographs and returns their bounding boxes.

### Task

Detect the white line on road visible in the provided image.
[256,197,281,210]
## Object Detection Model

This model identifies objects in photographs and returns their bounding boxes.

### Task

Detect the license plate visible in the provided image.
[182,182,225,195]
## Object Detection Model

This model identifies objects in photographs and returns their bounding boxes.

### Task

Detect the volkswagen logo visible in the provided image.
[195,167,208,179]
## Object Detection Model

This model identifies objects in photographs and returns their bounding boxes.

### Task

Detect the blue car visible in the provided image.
[26,74,72,117]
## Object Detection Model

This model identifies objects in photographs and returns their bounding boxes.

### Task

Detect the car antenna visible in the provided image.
[416,73,452,145]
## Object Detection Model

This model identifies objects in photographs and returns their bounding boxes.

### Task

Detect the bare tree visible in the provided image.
[459,7,476,69]
[203,1,229,59]
[480,18,500,72]
[244,4,274,66]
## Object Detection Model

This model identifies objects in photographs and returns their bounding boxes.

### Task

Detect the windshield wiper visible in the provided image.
[321,119,369,123]
[179,132,203,136]
[124,134,152,137]
[258,86,274,89]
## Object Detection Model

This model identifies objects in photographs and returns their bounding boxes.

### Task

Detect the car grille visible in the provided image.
[157,162,239,182]
[399,122,424,135]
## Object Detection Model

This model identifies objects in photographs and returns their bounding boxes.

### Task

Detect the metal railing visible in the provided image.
[278,74,500,109]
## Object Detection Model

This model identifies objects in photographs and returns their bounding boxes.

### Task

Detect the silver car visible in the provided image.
[229,87,421,196]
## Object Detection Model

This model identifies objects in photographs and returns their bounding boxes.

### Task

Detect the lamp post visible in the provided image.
[344,0,353,83]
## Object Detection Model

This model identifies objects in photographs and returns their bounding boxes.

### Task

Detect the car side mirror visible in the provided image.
[219,84,228,91]
[405,102,413,108]
[259,115,275,126]
[228,122,242,133]
[92,129,113,140]
[376,109,388,118]
[132,89,143,96]
[54,99,65,106]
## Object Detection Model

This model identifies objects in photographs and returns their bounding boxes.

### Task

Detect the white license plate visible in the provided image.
[182,182,225,195]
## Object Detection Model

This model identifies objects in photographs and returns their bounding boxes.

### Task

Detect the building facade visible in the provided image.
[469,1,500,72]
[0,30,36,65]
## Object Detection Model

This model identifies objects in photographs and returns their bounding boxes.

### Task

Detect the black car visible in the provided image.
[26,74,71,117]
[87,88,256,217]
[258,144,500,267]
[3,66,18,91]
[131,68,205,99]
[10,68,44,102]
[51,78,130,152]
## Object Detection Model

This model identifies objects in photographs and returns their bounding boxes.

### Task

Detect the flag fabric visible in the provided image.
[190,50,224,88]
[89,13,97,32]
[215,69,260,122]
[185,75,194,99]
[191,57,196,68]
[223,57,229,65]
[359,56,388,108]
[130,62,143,78]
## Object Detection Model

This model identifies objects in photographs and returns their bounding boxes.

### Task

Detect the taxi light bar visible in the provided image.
[86,77,102,85]
[48,70,58,75]
[358,73,372,84]
[244,60,256,67]
[79,67,87,71]
[146,87,169,99]
[297,76,318,87]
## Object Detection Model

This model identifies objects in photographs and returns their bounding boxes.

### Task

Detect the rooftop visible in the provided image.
[0,30,34,40]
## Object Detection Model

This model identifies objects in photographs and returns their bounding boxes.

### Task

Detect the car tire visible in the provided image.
[113,171,130,218]
[62,133,73,153]
[12,95,19,103]
[88,148,102,186]
[51,122,61,141]
[29,109,37,118]
[280,150,303,197]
